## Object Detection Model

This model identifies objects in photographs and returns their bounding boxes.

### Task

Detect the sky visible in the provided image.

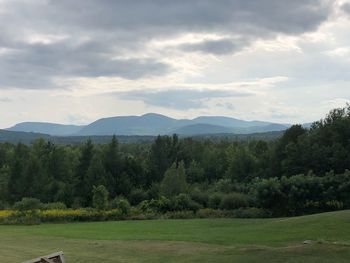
[0,0,350,128]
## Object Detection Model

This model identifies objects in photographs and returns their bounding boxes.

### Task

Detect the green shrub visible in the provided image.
[138,196,171,213]
[129,189,148,206]
[155,196,172,213]
[42,202,67,210]
[13,198,42,211]
[208,193,223,209]
[190,190,208,207]
[174,194,201,212]
[10,198,43,225]
[219,193,249,210]
[138,200,152,213]
[5,212,41,225]
[111,197,130,215]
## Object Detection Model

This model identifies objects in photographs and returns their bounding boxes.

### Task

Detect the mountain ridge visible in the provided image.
[6,113,291,136]
[7,122,84,136]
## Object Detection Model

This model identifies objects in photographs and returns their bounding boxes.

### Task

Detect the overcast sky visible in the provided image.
[0,0,350,128]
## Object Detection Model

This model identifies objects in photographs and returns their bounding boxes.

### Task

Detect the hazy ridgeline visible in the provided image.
[0,106,349,217]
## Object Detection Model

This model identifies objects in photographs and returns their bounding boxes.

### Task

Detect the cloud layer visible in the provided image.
[0,0,349,128]
[116,88,251,110]
[0,0,333,89]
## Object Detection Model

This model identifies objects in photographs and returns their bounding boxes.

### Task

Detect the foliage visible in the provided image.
[161,161,188,198]
[209,193,223,209]
[111,197,131,215]
[219,193,249,210]
[92,185,109,211]
[128,188,148,206]
[13,197,42,211]
[0,106,349,218]
[42,202,67,210]
[173,193,201,212]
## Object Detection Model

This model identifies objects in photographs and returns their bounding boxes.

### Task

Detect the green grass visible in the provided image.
[1,210,350,262]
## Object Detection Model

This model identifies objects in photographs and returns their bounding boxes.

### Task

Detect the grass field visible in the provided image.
[1,210,350,262]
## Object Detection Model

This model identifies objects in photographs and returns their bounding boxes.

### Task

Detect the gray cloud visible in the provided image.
[115,88,251,109]
[0,41,170,89]
[180,38,245,55]
[342,3,350,15]
[44,0,332,35]
[0,0,334,89]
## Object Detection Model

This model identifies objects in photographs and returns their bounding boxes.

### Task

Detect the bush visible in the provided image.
[137,200,152,213]
[190,190,208,208]
[13,198,42,211]
[208,193,223,209]
[219,193,249,210]
[5,212,41,225]
[11,198,43,225]
[129,189,148,206]
[138,196,171,214]
[111,197,130,215]
[42,202,67,210]
[173,194,201,212]
[155,196,172,213]
[38,209,123,223]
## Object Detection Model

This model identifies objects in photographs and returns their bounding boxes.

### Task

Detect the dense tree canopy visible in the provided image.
[0,106,350,216]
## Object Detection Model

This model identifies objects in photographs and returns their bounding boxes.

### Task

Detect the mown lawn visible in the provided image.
[1,210,350,262]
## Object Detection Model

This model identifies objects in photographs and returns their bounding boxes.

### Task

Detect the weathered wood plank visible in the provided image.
[22,251,65,263]
[40,257,54,263]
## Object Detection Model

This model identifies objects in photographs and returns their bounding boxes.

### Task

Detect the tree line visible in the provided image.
[0,105,350,216]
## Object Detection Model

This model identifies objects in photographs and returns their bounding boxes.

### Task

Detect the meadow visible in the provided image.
[1,210,350,262]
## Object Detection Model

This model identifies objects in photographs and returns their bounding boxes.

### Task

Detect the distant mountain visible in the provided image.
[193,116,271,128]
[77,113,289,136]
[77,113,192,136]
[7,122,84,136]
[0,129,51,144]
[239,123,290,134]
[6,113,291,136]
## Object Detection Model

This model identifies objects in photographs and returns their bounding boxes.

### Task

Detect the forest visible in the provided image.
[0,105,350,217]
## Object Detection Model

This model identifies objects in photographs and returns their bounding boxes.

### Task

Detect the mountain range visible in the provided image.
[7,113,293,136]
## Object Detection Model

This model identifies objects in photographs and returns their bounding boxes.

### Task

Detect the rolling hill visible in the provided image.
[6,113,291,136]
[77,113,192,136]
[7,122,84,136]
